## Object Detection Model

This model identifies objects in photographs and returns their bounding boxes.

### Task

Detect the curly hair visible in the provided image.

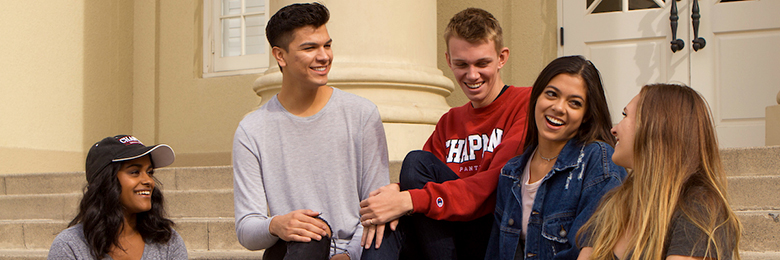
[68,159,174,259]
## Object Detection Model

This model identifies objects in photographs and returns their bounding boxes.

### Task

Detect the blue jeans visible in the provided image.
[362,151,493,260]
[263,217,332,260]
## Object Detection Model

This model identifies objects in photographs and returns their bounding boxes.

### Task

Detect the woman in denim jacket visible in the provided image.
[485,56,627,260]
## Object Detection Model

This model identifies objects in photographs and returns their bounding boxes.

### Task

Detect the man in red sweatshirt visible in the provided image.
[359,7,532,259]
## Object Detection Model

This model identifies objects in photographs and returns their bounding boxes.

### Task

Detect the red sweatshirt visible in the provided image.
[408,85,531,221]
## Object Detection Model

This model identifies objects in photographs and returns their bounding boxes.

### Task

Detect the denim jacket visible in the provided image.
[485,139,627,260]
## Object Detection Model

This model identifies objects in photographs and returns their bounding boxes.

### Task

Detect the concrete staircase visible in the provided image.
[0,146,778,259]
[721,146,780,259]
[0,166,263,259]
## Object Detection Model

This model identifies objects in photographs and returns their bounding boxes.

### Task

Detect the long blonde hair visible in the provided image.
[578,84,741,260]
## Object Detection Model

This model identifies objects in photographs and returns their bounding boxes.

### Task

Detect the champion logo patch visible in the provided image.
[436,197,444,208]
[118,136,143,145]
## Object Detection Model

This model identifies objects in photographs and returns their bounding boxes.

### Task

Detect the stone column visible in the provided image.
[255,0,454,161]
[766,90,780,146]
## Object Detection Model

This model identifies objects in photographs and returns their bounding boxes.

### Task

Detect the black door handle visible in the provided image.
[670,0,685,52]
[692,0,707,51]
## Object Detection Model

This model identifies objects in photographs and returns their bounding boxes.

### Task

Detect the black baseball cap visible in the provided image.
[85,135,175,183]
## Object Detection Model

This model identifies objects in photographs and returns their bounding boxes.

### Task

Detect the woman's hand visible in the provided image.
[360,219,399,249]
[359,183,409,249]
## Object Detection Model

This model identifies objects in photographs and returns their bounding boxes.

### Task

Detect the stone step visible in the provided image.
[0,172,84,195]
[1,249,775,260]
[389,160,402,183]
[188,250,265,259]
[1,175,774,220]
[0,249,266,260]
[741,251,780,260]
[0,249,49,260]
[0,146,775,195]
[0,189,235,221]
[165,189,235,218]
[0,166,234,196]
[0,220,62,251]
[721,145,780,177]
[0,161,400,196]
[737,210,780,252]
[2,211,776,253]
[176,217,244,251]
[728,176,780,211]
[0,218,250,251]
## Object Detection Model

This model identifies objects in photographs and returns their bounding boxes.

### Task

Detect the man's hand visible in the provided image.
[360,219,399,249]
[359,183,413,225]
[331,253,350,260]
[269,209,331,242]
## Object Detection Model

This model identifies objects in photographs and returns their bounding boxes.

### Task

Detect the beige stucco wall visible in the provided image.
[0,0,557,174]
[83,1,135,160]
[767,91,780,146]
[0,1,261,174]
[0,1,136,174]
[151,1,261,167]
[437,0,558,107]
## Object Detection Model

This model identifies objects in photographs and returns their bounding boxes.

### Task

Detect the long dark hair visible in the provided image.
[522,55,614,152]
[68,158,174,259]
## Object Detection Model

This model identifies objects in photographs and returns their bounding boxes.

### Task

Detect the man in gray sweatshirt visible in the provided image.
[231,3,389,260]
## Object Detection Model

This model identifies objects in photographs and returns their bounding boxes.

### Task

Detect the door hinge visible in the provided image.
[560,27,564,46]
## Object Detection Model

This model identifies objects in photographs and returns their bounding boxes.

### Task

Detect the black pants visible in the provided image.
[263,217,333,260]
[362,150,494,260]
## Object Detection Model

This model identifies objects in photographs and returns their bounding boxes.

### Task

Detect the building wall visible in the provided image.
[83,1,135,162]
[0,1,135,174]
[0,0,556,174]
[152,1,260,167]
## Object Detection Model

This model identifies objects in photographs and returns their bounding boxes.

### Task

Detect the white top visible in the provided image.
[521,150,543,239]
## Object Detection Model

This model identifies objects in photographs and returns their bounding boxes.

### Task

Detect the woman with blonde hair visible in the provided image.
[577,84,741,260]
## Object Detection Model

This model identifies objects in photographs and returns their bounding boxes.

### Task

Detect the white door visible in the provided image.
[693,0,780,147]
[560,0,780,147]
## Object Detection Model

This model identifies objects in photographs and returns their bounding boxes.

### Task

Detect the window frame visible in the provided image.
[203,0,269,78]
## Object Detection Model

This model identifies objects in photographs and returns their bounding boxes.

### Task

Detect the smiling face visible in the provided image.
[611,94,639,169]
[117,156,155,215]
[534,73,588,145]
[274,25,333,89]
[446,36,508,108]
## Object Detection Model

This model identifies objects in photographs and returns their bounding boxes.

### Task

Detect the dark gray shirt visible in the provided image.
[596,213,735,260]
[664,212,734,260]
[47,224,187,260]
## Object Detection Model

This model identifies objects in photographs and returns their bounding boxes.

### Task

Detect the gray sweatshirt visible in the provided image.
[47,224,187,259]
[232,88,389,259]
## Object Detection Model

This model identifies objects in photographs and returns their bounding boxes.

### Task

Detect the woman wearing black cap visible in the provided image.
[48,135,187,260]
